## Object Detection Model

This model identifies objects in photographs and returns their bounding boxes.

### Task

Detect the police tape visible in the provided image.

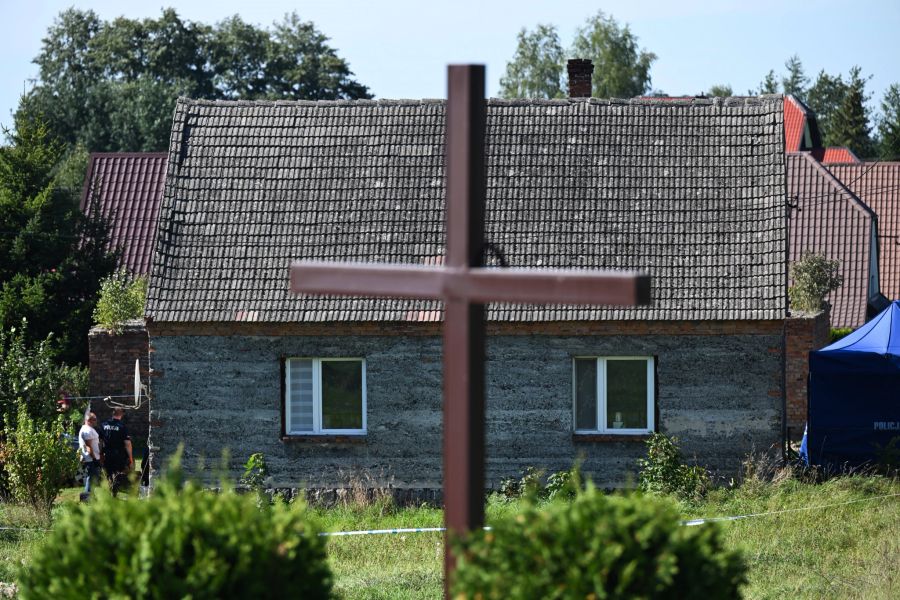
[680,492,900,527]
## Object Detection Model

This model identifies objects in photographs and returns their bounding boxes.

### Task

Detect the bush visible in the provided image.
[92,270,147,333]
[452,486,746,599]
[829,327,853,344]
[0,319,87,427]
[789,252,842,313]
[18,453,332,599]
[638,433,710,501]
[0,403,78,517]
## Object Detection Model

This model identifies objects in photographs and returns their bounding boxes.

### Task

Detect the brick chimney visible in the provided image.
[567,59,594,98]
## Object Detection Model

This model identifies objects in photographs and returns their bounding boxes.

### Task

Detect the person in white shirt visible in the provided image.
[78,413,101,501]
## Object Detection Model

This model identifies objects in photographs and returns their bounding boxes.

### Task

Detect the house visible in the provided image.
[81,153,167,448]
[828,162,900,301]
[80,153,168,276]
[144,89,822,493]
[783,95,860,164]
[786,152,883,328]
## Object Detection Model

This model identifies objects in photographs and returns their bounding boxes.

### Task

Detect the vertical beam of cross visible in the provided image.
[442,65,487,583]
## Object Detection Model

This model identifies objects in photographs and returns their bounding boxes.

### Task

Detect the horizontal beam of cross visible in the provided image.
[290,261,651,306]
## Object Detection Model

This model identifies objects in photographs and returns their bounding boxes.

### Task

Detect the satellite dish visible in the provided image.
[135,359,141,406]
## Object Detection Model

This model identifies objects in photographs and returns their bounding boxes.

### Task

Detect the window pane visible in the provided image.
[289,359,314,432]
[606,360,648,429]
[574,359,597,430]
[321,361,363,430]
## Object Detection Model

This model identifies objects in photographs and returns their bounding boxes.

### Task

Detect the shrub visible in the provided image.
[452,486,746,599]
[18,452,333,599]
[789,252,842,313]
[0,319,87,427]
[829,327,853,344]
[638,433,709,501]
[92,270,147,334]
[0,403,78,517]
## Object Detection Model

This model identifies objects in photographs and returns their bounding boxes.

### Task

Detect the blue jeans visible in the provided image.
[82,461,102,495]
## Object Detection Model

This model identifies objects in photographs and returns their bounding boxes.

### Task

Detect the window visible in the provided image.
[285,358,366,435]
[573,357,654,434]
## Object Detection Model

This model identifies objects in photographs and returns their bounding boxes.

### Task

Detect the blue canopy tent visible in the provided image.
[806,301,900,468]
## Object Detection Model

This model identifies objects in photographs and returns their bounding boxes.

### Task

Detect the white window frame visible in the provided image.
[285,357,367,435]
[572,356,655,435]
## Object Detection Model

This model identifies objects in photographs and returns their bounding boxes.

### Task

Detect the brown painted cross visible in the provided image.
[290,65,650,596]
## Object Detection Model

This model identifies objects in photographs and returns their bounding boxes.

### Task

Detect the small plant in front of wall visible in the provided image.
[788,251,842,313]
[241,452,271,505]
[638,433,710,501]
[497,466,580,501]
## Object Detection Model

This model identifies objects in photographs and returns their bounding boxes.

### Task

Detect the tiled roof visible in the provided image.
[80,153,168,275]
[784,95,806,152]
[146,96,787,323]
[787,153,876,328]
[828,163,900,300]
[814,147,861,164]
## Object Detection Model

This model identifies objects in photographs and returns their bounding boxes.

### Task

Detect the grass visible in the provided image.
[0,472,896,598]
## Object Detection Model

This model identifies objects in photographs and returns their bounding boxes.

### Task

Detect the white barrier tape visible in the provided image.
[320,526,445,537]
[681,492,900,527]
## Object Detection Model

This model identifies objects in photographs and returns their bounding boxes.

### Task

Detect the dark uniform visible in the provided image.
[100,417,131,494]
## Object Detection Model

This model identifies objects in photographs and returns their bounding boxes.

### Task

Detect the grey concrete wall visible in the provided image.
[148,332,782,489]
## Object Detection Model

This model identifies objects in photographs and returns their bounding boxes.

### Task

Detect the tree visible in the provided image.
[807,70,847,146]
[755,70,779,95]
[781,55,809,101]
[877,83,900,160]
[708,84,733,98]
[571,11,656,98]
[499,25,565,99]
[19,9,372,153]
[0,111,117,364]
[830,66,875,158]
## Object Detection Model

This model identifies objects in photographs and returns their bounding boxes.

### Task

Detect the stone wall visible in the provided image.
[148,321,784,489]
[88,321,150,447]
[784,309,831,439]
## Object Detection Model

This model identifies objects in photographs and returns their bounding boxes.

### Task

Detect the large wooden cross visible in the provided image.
[291,65,650,596]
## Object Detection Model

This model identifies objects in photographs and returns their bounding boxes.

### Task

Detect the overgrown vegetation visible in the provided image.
[638,432,710,501]
[452,486,746,599]
[0,404,77,518]
[829,327,854,344]
[0,319,86,428]
[789,252,843,313]
[92,270,147,333]
[18,453,332,599]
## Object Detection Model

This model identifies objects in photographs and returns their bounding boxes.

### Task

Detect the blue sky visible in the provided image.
[3,0,899,133]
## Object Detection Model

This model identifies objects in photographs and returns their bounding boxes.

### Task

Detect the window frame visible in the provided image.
[284,357,367,436]
[572,356,655,435]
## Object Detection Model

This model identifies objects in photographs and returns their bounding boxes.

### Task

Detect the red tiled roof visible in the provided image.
[784,95,807,152]
[80,153,168,276]
[788,153,877,328]
[814,146,861,164]
[828,162,900,300]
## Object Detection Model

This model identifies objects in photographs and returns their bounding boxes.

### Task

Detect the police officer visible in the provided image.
[100,407,134,495]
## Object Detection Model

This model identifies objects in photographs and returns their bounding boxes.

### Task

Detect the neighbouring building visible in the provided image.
[143,90,809,494]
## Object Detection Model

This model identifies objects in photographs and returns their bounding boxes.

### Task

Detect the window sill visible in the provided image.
[573,433,651,443]
[281,435,367,444]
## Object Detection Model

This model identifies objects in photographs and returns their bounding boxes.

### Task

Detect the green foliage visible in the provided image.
[92,270,147,333]
[788,251,843,313]
[241,452,270,492]
[755,69,779,95]
[807,70,848,147]
[498,466,580,502]
[638,433,710,501]
[20,8,372,153]
[571,11,657,98]
[18,453,333,599]
[781,55,809,100]
[499,25,565,99]
[877,83,900,160]
[452,487,746,599]
[829,327,853,344]
[0,404,78,517]
[829,66,874,158]
[0,110,117,364]
[0,320,86,428]
[708,84,733,98]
